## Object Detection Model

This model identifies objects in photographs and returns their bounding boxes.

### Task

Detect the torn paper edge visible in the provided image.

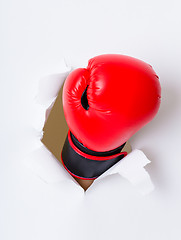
[94,149,154,195]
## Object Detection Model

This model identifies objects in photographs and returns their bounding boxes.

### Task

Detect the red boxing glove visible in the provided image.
[61,54,161,180]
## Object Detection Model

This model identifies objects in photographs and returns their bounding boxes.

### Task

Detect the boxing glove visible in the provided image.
[61,54,161,180]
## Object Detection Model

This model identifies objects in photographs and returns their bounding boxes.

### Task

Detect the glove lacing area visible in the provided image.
[61,130,127,180]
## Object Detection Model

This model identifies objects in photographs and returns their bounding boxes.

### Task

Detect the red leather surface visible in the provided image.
[63,54,161,152]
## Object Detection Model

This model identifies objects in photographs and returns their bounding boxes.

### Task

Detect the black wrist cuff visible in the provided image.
[61,130,127,180]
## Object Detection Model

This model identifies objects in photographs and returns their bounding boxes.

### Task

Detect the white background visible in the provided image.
[1,0,181,239]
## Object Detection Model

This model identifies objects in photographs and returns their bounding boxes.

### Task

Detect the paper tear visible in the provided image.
[23,59,154,195]
[27,59,70,131]
[24,145,71,183]
[96,150,154,195]
[35,58,71,106]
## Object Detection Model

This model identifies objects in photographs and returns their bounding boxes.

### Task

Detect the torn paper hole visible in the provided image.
[23,58,154,195]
